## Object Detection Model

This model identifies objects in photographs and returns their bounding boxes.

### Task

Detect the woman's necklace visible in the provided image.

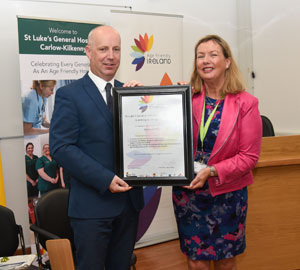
[205,96,216,104]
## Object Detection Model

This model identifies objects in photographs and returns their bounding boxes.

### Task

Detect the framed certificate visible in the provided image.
[113,85,193,186]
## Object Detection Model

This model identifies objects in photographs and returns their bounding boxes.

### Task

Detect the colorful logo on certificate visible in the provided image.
[130,33,154,71]
[139,95,153,113]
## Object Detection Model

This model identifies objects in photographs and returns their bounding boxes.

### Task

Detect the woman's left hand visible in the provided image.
[183,167,210,189]
[123,80,143,87]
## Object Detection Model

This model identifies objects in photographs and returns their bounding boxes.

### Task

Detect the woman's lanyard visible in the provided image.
[199,97,220,157]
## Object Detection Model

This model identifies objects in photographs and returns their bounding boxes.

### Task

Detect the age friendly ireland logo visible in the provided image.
[139,96,153,113]
[130,33,153,71]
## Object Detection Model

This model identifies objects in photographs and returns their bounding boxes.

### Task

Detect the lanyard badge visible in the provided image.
[194,97,220,172]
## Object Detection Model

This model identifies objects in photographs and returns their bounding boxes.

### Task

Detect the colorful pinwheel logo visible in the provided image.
[130,33,154,71]
[139,96,153,113]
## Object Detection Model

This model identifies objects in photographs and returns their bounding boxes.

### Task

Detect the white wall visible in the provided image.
[0,0,238,247]
[251,0,300,135]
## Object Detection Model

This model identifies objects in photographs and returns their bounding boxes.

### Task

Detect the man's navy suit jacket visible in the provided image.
[50,73,144,218]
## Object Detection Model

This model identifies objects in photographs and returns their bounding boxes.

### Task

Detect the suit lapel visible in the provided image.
[114,79,123,88]
[82,74,113,128]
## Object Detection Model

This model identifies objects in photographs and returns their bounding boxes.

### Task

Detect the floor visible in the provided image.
[134,239,187,270]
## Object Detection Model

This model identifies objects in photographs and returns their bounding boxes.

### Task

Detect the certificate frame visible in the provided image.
[113,85,193,186]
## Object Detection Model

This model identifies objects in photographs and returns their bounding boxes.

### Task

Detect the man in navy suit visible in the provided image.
[50,25,144,270]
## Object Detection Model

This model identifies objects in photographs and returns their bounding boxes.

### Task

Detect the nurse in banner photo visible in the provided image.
[22,80,56,136]
[25,142,39,224]
[36,144,59,196]
[25,142,39,199]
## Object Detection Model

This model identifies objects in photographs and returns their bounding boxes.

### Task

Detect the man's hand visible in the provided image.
[109,175,132,193]
[177,81,188,85]
[123,80,143,87]
[177,81,194,93]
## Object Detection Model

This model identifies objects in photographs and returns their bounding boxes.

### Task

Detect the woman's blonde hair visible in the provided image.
[191,35,246,94]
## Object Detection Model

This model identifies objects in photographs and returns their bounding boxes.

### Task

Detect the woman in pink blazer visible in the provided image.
[173,35,262,270]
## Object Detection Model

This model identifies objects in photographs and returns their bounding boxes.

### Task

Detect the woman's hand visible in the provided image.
[50,178,56,184]
[23,122,49,136]
[38,168,53,183]
[183,167,210,190]
[30,178,35,186]
[26,174,37,186]
[123,80,143,87]
[53,175,59,184]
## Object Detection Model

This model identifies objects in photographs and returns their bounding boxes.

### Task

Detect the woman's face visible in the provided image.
[26,144,34,155]
[43,144,50,155]
[40,83,55,98]
[196,40,230,83]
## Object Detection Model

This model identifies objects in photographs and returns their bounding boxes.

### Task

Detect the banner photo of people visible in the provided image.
[17,17,100,226]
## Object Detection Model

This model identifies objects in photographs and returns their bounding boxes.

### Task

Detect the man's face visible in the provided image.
[85,27,121,81]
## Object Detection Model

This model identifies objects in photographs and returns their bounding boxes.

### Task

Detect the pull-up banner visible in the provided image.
[111,11,184,247]
[17,17,100,236]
